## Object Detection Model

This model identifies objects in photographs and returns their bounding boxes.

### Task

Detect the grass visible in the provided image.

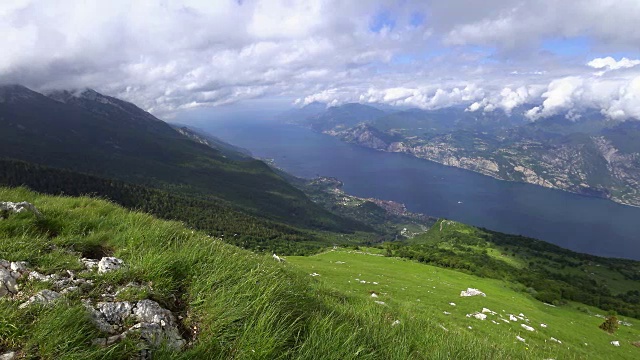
[0,187,536,359]
[2,186,639,359]
[288,248,640,359]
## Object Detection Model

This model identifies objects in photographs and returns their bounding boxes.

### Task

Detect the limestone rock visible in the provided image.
[0,201,42,218]
[460,288,486,297]
[81,258,99,271]
[0,351,16,360]
[0,269,19,297]
[97,301,134,325]
[19,289,61,308]
[87,298,186,350]
[98,257,125,274]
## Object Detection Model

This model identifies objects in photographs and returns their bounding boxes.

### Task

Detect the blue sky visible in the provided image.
[1,0,640,120]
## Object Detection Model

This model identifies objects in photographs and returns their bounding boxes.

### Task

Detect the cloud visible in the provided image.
[0,0,639,121]
[588,57,640,71]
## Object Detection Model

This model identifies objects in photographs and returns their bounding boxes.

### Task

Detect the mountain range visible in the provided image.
[288,102,640,207]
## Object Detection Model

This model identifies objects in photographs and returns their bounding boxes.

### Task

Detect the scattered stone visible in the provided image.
[391,320,400,326]
[81,258,99,270]
[467,326,472,330]
[309,273,320,277]
[335,261,346,264]
[550,337,562,344]
[374,300,385,305]
[611,340,620,347]
[509,314,518,322]
[449,302,456,306]
[19,289,61,309]
[472,313,487,320]
[0,201,42,218]
[443,311,451,315]
[272,254,284,262]
[98,257,125,274]
[460,288,485,297]
[10,261,28,273]
[482,308,497,315]
[438,324,449,332]
[0,352,16,360]
[370,293,378,298]
[521,324,535,332]
[541,323,548,328]
[516,335,526,343]
[28,271,54,282]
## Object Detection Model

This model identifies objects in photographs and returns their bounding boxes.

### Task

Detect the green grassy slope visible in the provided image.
[0,187,562,359]
[288,249,640,359]
[390,220,640,317]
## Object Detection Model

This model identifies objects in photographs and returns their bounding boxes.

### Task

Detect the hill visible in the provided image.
[0,85,367,233]
[0,187,590,360]
[288,248,640,359]
[387,219,640,318]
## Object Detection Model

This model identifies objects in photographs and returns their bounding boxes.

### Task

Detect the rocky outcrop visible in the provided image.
[0,201,42,218]
[19,290,61,309]
[0,260,28,297]
[98,257,125,273]
[1,256,187,356]
[87,299,185,350]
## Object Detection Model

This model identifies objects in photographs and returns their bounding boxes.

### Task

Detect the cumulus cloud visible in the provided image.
[0,0,639,120]
[588,57,640,71]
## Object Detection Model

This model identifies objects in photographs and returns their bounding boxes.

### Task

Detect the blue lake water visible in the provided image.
[201,120,640,260]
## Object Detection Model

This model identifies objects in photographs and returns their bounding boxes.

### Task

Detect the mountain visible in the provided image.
[297,103,386,132]
[299,103,640,207]
[279,101,328,123]
[170,123,253,161]
[0,85,367,232]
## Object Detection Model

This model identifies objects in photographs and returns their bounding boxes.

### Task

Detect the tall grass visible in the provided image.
[0,187,572,359]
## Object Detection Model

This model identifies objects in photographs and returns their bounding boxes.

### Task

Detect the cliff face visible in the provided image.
[330,125,640,207]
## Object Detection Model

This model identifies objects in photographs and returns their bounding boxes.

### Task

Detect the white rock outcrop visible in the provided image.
[19,289,61,309]
[0,201,42,218]
[87,299,185,350]
[521,324,535,332]
[98,257,125,274]
[460,288,485,297]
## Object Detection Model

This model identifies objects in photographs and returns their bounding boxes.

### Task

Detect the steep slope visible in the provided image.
[0,85,366,232]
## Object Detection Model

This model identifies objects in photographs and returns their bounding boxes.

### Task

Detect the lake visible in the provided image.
[201,120,640,260]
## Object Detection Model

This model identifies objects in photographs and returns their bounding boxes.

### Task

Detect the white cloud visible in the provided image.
[0,0,639,121]
[588,57,640,71]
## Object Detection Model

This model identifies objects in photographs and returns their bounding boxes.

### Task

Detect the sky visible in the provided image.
[2,0,640,121]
